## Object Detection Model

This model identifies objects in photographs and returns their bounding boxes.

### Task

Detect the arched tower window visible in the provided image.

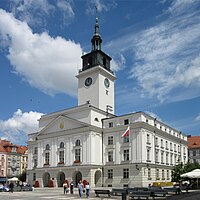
[75,139,81,147]
[45,144,50,150]
[88,57,93,66]
[103,57,106,67]
[60,142,64,149]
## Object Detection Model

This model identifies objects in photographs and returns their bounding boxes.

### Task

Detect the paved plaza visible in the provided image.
[1,188,200,200]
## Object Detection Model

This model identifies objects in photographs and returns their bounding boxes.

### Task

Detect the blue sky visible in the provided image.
[0,0,200,145]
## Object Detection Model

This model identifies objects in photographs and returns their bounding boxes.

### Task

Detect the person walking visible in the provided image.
[9,182,14,193]
[70,180,74,194]
[63,181,68,194]
[78,180,84,198]
[85,182,90,198]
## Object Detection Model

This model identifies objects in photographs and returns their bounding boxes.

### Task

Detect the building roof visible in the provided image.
[188,136,200,149]
[0,139,27,154]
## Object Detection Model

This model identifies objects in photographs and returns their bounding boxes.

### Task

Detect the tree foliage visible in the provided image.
[171,162,200,182]
[18,170,26,182]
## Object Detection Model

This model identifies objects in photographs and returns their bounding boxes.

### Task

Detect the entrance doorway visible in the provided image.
[73,171,82,187]
[43,172,50,187]
[57,172,65,187]
[94,170,102,187]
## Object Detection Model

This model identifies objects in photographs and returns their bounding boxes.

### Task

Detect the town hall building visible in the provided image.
[27,17,188,188]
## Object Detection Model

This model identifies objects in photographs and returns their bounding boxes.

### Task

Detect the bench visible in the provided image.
[163,187,181,195]
[94,189,111,197]
[149,187,167,197]
[111,188,127,196]
[129,191,152,199]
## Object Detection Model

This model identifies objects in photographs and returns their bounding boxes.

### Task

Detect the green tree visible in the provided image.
[18,170,26,182]
[171,162,200,182]
[171,163,184,182]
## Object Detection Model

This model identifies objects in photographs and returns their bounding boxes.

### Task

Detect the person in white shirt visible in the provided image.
[85,182,90,198]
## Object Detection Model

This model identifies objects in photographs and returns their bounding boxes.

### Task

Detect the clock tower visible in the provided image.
[76,17,116,114]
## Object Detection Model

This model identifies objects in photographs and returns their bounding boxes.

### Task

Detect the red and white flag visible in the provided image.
[121,126,130,138]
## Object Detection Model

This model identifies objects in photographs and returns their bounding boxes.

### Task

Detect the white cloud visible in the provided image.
[9,0,74,27]
[145,111,162,122]
[86,0,117,14]
[111,53,126,72]
[0,9,82,96]
[127,1,200,102]
[0,109,43,144]
[195,113,200,121]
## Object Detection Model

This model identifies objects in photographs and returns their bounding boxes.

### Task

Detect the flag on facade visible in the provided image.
[121,126,130,138]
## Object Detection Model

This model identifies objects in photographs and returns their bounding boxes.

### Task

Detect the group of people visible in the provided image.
[63,180,90,198]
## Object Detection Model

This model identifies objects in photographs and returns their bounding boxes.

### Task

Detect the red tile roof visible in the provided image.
[0,139,27,154]
[188,136,200,149]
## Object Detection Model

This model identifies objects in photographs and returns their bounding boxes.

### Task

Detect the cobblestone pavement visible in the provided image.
[0,188,200,200]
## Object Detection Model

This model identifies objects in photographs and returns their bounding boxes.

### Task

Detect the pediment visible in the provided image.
[38,115,89,135]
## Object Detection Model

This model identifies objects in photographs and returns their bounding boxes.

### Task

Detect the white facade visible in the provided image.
[27,18,188,188]
[27,109,188,188]
[77,64,116,114]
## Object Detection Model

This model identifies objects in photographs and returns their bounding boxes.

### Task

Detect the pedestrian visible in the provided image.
[70,180,74,194]
[78,180,84,198]
[63,181,68,194]
[85,182,90,198]
[9,182,14,193]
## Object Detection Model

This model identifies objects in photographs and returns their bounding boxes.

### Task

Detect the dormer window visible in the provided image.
[12,147,16,153]
[124,119,129,125]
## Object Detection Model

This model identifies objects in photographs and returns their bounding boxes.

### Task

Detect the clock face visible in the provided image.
[104,78,110,88]
[85,77,92,87]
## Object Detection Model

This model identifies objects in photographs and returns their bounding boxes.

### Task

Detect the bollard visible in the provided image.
[121,192,126,200]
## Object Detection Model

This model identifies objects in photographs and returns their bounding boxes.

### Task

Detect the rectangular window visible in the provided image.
[109,122,113,128]
[124,119,129,125]
[166,153,169,164]
[161,152,164,164]
[156,169,159,180]
[45,152,49,164]
[59,151,64,163]
[108,151,113,162]
[155,151,159,163]
[123,168,129,179]
[162,169,165,180]
[174,144,176,152]
[108,169,113,179]
[193,150,196,156]
[148,168,151,180]
[147,149,150,161]
[34,158,37,168]
[155,137,158,146]
[170,142,172,150]
[123,135,129,143]
[34,147,38,155]
[147,134,150,144]
[108,136,113,145]
[165,141,168,149]
[161,139,164,148]
[75,149,81,162]
[33,173,36,181]
[123,149,129,161]
[167,170,169,180]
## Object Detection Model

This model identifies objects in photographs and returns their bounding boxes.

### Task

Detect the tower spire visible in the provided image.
[91,12,102,51]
